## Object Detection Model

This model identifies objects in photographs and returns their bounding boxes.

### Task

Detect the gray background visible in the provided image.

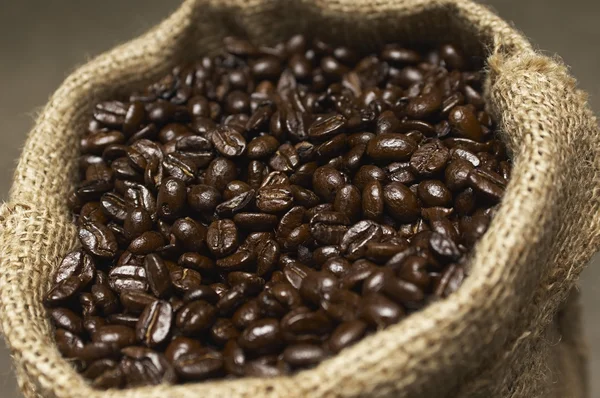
[0,1,598,396]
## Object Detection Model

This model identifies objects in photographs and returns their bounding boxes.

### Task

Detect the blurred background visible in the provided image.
[0,1,598,396]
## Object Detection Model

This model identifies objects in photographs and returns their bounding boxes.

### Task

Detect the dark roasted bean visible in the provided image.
[206,219,238,257]
[366,134,417,163]
[176,301,217,334]
[187,184,221,213]
[50,307,84,334]
[136,300,173,347]
[360,293,404,328]
[328,320,367,353]
[383,182,420,223]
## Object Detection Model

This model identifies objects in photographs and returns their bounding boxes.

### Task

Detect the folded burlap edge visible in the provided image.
[1,0,598,397]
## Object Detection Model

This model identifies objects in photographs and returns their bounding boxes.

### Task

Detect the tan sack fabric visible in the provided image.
[1,0,599,397]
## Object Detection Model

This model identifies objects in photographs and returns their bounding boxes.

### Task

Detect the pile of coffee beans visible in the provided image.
[45,35,510,389]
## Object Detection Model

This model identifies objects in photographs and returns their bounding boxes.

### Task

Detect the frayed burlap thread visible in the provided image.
[1,0,598,397]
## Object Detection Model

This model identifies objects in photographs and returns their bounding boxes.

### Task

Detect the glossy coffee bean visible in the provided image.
[383,182,420,222]
[136,300,173,347]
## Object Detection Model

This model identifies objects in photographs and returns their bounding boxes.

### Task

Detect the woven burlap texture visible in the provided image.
[1,0,598,397]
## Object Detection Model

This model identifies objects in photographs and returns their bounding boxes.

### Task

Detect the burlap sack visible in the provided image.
[1,0,598,397]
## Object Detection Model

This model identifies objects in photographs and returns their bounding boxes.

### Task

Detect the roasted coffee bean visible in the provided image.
[313,245,342,267]
[360,293,404,328]
[328,320,367,353]
[334,185,361,222]
[157,177,186,220]
[254,184,293,213]
[55,328,84,358]
[120,346,176,386]
[205,158,238,192]
[50,307,84,334]
[312,166,345,202]
[383,182,420,222]
[299,272,338,306]
[91,284,119,315]
[410,140,449,177]
[207,219,238,257]
[171,217,207,251]
[418,180,452,207]
[280,308,332,344]
[341,220,383,260]
[321,288,361,322]
[136,300,173,347]
[109,264,148,293]
[174,350,224,381]
[209,318,239,346]
[144,254,172,298]
[211,126,247,158]
[239,318,283,354]
[290,185,320,208]
[171,268,203,293]
[353,165,386,190]
[283,344,326,368]
[449,105,482,141]
[79,221,118,258]
[54,250,95,286]
[165,336,203,363]
[467,168,506,202]
[366,133,417,163]
[49,36,510,386]
[270,143,300,172]
[128,231,165,255]
[93,325,136,348]
[120,291,157,314]
[362,180,384,221]
[310,211,350,246]
[176,301,217,334]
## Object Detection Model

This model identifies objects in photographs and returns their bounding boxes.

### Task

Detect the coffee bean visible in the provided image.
[383,182,420,223]
[171,268,203,294]
[207,219,238,257]
[144,254,172,298]
[410,140,450,177]
[270,143,300,172]
[333,185,361,222]
[405,88,443,120]
[351,165,385,191]
[366,133,417,163]
[449,105,482,141]
[205,158,238,192]
[128,231,165,255]
[283,344,326,367]
[92,325,136,348]
[108,264,148,293]
[280,308,332,344]
[467,168,506,202]
[211,126,247,158]
[362,180,384,221]
[120,291,157,314]
[50,308,84,334]
[341,220,383,260]
[360,293,404,328]
[328,320,367,353]
[79,221,118,258]
[175,301,217,334]
[136,300,172,347]
[157,177,186,220]
[312,166,345,202]
[310,211,350,246]
[256,185,294,213]
[174,350,224,381]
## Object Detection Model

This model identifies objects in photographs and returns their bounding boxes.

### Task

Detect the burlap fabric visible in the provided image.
[1,0,598,397]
